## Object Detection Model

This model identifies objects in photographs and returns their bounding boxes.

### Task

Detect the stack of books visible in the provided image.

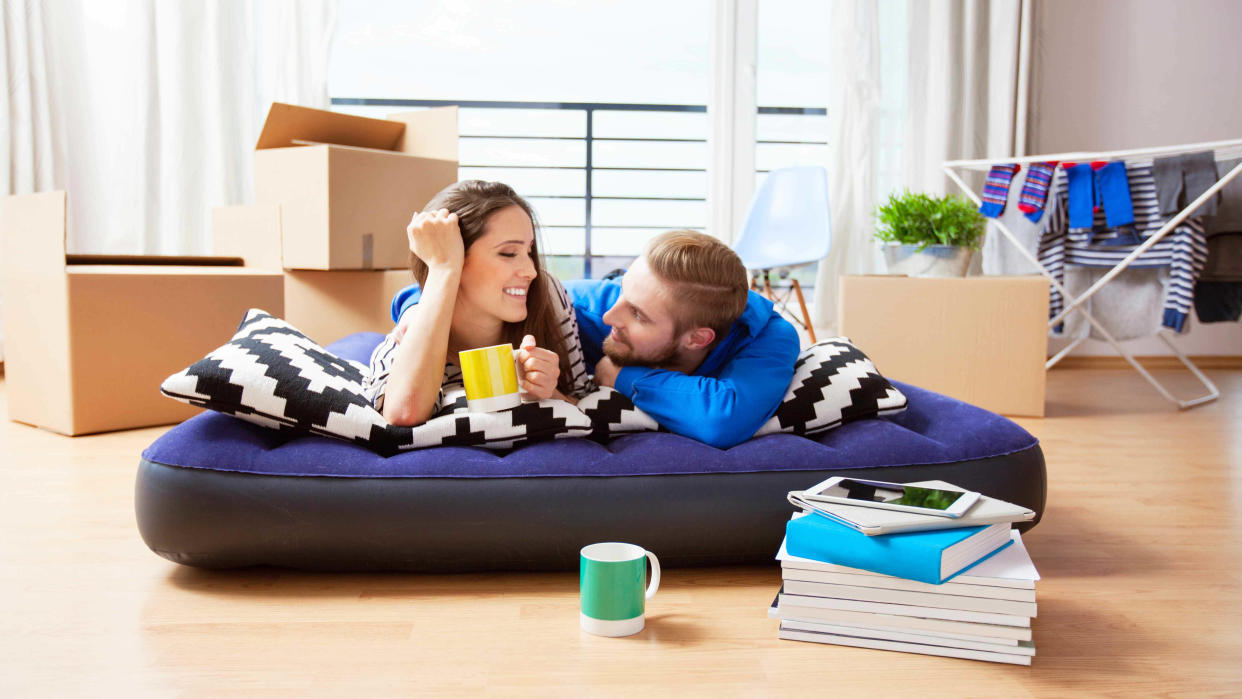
[770,480,1041,665]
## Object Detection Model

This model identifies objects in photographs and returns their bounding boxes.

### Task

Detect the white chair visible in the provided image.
[732,166,832,342]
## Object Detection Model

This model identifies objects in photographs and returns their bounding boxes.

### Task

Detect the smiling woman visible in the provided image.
[363,180,595,426]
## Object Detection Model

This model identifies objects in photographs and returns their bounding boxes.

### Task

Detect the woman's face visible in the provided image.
[457,204,538,325]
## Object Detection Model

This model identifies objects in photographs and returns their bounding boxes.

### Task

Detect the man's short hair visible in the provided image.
[643,230,749,339]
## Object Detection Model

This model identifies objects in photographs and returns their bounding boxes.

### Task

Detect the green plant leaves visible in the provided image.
[873,190,986,250]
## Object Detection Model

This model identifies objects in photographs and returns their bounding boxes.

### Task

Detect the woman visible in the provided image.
[365,180,592,426]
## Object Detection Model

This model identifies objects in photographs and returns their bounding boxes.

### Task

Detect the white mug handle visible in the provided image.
[644,550,661,600]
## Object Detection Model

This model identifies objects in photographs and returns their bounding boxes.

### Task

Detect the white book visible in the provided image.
[781,566,1037,603]
[779,528,1040,590]
[778,615,1021,646]
[778,628,1033,666]
[778,592,1031,627]
[774,601,1032,642]
[781,579,1037,618]
[780,619,1036,656]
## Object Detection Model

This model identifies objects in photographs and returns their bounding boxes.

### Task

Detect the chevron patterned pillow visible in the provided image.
[754,338,908,438]
[576,386,662,440]
[159,309,594,455]
[161,313,904,452]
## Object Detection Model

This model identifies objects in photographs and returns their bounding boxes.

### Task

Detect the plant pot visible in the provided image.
[882,244,973,277]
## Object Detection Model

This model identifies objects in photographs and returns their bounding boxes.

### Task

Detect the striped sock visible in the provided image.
[1018,161,1057,222]
[979,164,1020,218]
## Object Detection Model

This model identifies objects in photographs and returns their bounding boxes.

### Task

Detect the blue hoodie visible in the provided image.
[389,278,800,449]
[563,278,799,449]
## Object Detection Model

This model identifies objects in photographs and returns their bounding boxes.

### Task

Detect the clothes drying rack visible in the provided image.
[944,137,1242,409]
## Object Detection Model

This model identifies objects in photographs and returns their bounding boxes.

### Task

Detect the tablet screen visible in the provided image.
[819,479,965,510]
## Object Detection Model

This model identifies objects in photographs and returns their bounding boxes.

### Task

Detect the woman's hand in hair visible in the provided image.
[515,334,561,401]
[406,208,464,274]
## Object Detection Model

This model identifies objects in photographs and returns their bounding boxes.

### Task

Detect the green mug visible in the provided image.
[579,542,661,637]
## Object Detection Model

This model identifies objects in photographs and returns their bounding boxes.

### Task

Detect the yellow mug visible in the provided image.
[458,343,522,412]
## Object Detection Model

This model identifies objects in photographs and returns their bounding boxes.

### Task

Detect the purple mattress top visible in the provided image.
[141,332,1039,479]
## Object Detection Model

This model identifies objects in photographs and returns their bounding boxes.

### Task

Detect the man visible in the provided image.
[390,229,800,449]
[564,230,800,448]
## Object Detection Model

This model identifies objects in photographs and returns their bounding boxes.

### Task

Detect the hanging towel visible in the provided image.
[1194,231,1242,323]
[1061,267,1169,342]
[1208,157,1242,235]
[981,168,1053,276]
[1039,162,1209,333]
[1152,150,1220,217]
[1193,282,1242,323]
[1201,232,1242,281]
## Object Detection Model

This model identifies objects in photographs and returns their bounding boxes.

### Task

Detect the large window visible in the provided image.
[753,0,830,291]
[757,0,906,198]
[331,1,904,285]
[756,0,829,185]
[752,0,907,292]
[329,0,712,279]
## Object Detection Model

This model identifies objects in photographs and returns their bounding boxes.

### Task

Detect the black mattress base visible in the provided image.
[137,444,1046,573]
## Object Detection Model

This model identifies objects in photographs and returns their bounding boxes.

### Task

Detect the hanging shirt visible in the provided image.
[1038,163,1209,333]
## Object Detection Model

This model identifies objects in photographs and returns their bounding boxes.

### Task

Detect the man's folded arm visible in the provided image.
[614,319,799,448]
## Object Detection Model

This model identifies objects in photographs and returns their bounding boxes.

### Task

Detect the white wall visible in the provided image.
[1030,0,1242,356]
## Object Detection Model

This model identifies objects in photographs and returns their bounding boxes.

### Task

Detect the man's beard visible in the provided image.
[603,332,681,368]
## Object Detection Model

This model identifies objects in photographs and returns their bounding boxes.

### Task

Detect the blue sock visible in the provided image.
[979,164,1020,218]
[1066,164,1096,228]
[1097,160,1135,228]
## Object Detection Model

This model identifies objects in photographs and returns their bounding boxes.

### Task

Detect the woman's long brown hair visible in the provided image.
[410,180,574,394]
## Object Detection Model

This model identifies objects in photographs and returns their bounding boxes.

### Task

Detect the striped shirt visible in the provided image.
[1038,164,1209,333]
[363,275,595,415]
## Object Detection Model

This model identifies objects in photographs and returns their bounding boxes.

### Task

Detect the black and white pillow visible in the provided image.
[412,389,596,451]
[163,313,905,452]
[754,337,907,438]
[159,310,378,439]
[160,310,593,455]
[576,386,661,440]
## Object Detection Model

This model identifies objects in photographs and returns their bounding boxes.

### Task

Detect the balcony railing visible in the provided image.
[330,97,826,281]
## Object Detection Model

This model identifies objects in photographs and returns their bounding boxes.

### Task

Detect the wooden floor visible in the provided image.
[2,367,1240,696]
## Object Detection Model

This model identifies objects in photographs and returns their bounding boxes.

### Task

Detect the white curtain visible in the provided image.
[812,0,883,332]
[40,0,337,256]
[1,0,336,360]
[256,2,338,110]
[905,0,1022,280]
[812,0,1024,331]
[2,0,60,196]
[905,0,1023,195]
[2,0,63,360]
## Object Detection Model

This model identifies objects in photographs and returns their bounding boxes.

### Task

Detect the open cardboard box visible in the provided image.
[254,102,458,271]
[838,274,1049,417]
[0,191,285,435]
[213,205,410,346]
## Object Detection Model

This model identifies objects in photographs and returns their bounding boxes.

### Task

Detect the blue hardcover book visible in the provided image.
[785,512,1012,585]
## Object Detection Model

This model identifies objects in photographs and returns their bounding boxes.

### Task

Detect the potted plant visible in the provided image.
[873,191,985,277]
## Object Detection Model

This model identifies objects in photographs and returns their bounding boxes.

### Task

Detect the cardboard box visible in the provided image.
[253,102,458,271]
[0,192,285,435]
[213,205,410,346]
[838,275,1049,417]
[283,269,413,346]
